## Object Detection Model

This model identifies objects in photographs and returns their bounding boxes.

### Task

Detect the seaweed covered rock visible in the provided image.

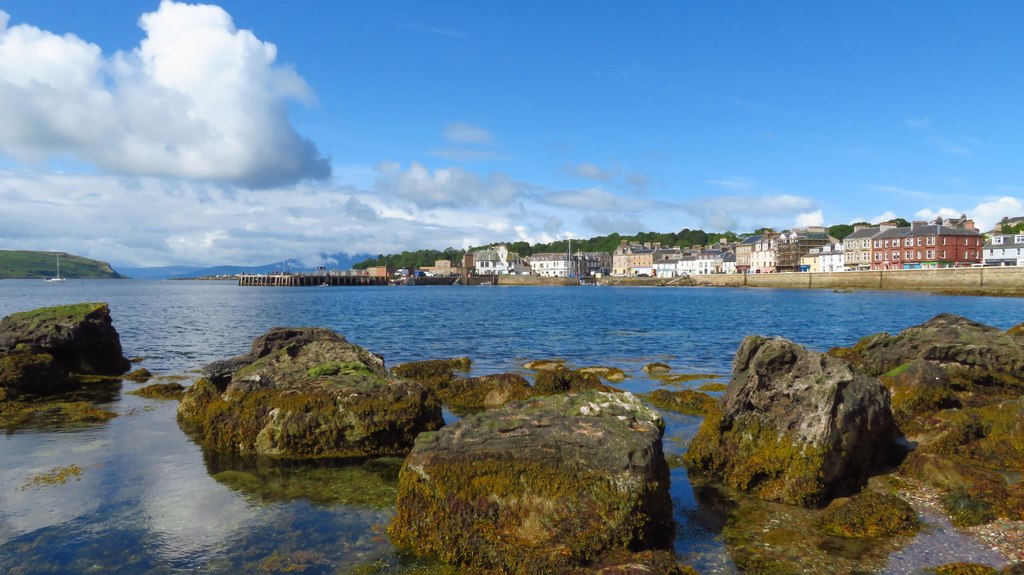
[131,382,185,400]
[643,389,718,416]
[436,372,534,411]
[578,366,628,382]
[533,366,620,395]
[832,314,1024,391]
[392,357,470,386]
[643,362,671,375]
[685,336,896,507]
[818,491,919,538]
[880,359,959,430]
[178,328,443,459]
[389,391,674,574]
[0,350,66,398]
[0,303,130,377]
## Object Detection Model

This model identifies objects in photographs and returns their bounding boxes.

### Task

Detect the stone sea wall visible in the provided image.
[593,267,1024,295]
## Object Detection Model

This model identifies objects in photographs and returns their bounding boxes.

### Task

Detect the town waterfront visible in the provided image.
[2,279,1023,574]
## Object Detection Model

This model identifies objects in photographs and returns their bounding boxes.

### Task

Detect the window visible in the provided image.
[874,240,881,248]
[916,238,923,246]
[917,251,922,259]
[994,236,1004,245]
[927,250,934,259]
[942,237,947,245]
[894,252,900,260]
[875,253,881,261]
[927,237,935,246]
[1016,235,1024,243]
[941,250,947,259]
[905,250,913,259]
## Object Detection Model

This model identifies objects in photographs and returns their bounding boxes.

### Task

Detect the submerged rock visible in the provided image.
[818,491,919,538]
[578,366,628,382]
[643,389,718,416]
[436,372,534,411]
[643,362,671,375]
[389,390,674,574]
[178,328,443,459]
[0,303,130,377]
[130,382,185,400]
[533,366,621,395]
[0,350,66,398]
[685,336,896,507]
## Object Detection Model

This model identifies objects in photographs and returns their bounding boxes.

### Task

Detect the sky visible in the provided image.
[1,1,1022,269]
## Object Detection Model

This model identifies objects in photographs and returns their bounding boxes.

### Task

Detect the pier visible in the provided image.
[238,273,388,287]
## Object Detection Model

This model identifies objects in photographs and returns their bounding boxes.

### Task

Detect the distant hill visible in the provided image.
[117,252,374,279]
[0,250,123,279]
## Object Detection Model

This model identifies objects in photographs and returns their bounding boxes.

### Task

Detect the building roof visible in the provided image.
[845,227,881,240]
[984,234,1024,249]
[739,234,763,245]
[874,227,913,240]
[906,224,982,238]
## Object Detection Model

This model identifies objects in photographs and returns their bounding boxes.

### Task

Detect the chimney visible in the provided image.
[879,221,896,231]
[911,220,926,230]
[964,219,975,231]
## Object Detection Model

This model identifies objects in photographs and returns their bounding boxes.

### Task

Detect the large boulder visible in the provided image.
[0,350,67,398]
[0,303,130,377]
[389,390,674,574]
[831,313,1024,391]
[684,336,896,507]
[178,328,443,459]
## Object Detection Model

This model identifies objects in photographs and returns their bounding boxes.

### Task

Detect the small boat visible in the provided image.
[43,254,67,283]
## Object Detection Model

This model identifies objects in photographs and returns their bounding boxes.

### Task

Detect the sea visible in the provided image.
[2,279,1023,574]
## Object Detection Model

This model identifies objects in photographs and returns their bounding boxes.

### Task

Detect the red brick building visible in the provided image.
[870,219,983,270]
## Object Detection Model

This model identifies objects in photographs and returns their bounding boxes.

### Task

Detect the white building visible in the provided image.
[983,234,1024,266]
[473,245,523,275]
[750,235,778,273]
[819,242,845,272]
[529,252,571,277]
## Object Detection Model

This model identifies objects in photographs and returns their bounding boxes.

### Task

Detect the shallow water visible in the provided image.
[2,280,1023,574]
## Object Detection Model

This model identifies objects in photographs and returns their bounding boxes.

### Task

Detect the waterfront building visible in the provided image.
[843,225,880,271]
[612,241,658,276]
[473,245,524,275]
[750,233,778,273]
[870,218,983,270]
[819,242,845,272]
[734,234,762,274]
[576,251,612,277]
[983,234,1024,266]
[775,227,835,272]
[721,252,737,274]
[528,252,571,277]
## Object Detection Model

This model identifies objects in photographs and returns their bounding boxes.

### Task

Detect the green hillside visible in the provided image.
[0,250,124,279]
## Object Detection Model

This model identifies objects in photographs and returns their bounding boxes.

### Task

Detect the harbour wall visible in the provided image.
[682,267,1024,296]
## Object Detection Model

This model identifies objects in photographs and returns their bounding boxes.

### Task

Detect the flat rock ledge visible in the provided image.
[178,327,443,459]
[388,390,674,574]
[685,335,896,507]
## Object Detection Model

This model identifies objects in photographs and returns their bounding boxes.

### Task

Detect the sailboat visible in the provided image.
[43,254,67,282]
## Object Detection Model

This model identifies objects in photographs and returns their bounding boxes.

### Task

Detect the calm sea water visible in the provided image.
[2,280,1022,574]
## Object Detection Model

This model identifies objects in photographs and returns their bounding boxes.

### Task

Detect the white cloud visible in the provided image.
[684,194,817,231]
[0,2,328,187]
[795,210,824,227]
[969,197,1024,232]
[373,161,520,208]
[567,162,618,181]
[914,207,961,221]
[541,187,651,212]
[443,122,493,145]
[867,211,897,224]
[707,176,755,190]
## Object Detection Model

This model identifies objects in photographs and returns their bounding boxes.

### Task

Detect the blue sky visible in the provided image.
[1,1,1021,267]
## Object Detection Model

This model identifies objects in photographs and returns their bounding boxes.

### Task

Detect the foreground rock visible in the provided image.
[685,336,896,507]
[389,390,674,574]
[178,327,443,459]
[0,303,130,378]
[829,314,1024,526]
[0,303,131,400]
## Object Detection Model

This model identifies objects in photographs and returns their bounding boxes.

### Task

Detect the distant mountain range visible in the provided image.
[116,252,373,279]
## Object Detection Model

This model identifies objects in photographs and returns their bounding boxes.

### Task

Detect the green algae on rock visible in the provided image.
[130,382,185,400]
[389,390,674,574]
[685,336,896,507]
[642,361,671,375]
[523,359,564,371]
[643,389,719,416]
[177,328,443,460]
[577,366,628,382]
[435,372,533,412]
[0,399,117,429]
[0,302,131,377]
[532,366,621,395]
[818,491,919,538]
[123,368,153,383]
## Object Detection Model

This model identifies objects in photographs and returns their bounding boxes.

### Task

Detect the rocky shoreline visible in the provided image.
[2,302,1023,574]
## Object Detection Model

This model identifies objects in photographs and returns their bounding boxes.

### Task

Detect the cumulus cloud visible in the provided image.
[443,121,493,145]
[969,197,1024,232]
[540,187,652,212]
[566,162,618,181]
[684,194,817,230]
[582,213,645,235]
[866,211,898,224]
[914,207,962,221]
[0,2,329,187]
[707,176,755,190]
[373,161,520,208]
[795,210,824,227]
